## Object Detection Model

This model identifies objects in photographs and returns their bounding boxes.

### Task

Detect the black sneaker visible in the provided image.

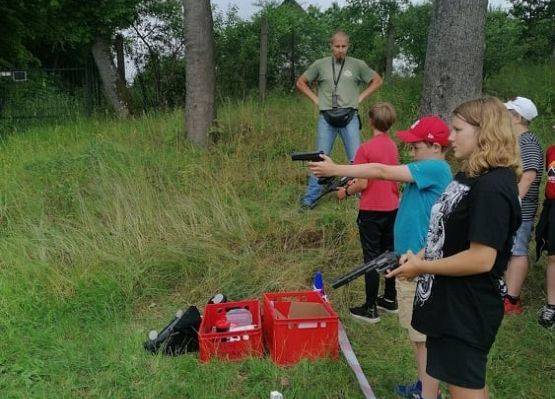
[376,296,398,314]
[349,304,380,324]
[538,305,555,329]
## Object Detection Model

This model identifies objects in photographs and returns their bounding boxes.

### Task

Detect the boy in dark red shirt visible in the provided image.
[339,102,399,323]
[536,144,555,328]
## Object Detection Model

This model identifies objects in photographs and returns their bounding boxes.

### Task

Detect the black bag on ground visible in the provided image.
[144,305,201,356]
[321,107,356,128]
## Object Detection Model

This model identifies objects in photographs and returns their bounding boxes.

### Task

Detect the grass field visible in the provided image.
[0,69,553,398]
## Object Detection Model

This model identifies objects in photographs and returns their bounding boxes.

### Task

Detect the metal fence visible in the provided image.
[0,62,103,130]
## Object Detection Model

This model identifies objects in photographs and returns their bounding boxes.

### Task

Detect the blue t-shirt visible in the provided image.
[394,159,452,255]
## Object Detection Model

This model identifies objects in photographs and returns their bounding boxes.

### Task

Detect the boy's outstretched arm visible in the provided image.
[309,154,414,183]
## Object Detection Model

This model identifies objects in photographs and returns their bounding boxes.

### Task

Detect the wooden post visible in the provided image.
[385,21,395,80]
[290,29,296,89]
[259,15,268,101]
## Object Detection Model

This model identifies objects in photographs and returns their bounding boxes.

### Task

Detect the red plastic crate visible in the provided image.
[263,291,339,365]
[199,299,264,362]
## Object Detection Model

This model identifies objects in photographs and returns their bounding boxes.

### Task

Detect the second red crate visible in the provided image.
[263,291,339,365]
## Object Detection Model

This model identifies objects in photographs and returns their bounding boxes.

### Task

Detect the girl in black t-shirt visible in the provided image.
[387,97,521,399]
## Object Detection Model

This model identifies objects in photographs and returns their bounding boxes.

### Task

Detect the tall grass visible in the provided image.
[0,71,553,398]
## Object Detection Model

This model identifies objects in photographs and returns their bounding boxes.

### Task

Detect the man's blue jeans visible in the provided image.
[302,113,361,206]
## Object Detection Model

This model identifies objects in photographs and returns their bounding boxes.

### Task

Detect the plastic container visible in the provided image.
[263,291,339,366]
[226,308,253,327]
[199,299,263,362]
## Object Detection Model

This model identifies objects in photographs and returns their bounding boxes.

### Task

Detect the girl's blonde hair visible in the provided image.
[453,96,522,178]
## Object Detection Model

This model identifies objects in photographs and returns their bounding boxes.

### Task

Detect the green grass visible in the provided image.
[0,74,554,398]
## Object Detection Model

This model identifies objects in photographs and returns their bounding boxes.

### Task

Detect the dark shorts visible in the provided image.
[536,199,555,256]
[426,336,488,389]
[547,204,555,256]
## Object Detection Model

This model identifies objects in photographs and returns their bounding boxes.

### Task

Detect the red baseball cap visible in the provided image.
[396,116,450,147]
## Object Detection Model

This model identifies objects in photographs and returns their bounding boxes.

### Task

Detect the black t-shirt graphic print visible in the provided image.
[412,168,521,351]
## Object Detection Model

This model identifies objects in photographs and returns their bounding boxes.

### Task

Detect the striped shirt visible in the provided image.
[519,131,543,221]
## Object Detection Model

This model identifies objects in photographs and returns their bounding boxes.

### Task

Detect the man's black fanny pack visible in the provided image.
[321,107,356,128]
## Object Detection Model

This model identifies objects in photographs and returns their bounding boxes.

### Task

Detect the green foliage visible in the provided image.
[0,0,143,69]
[214,10,263,97]
[0,0,49,67]
[484,11,529,76]
[509,0,555,60]
[395,2,431,72]
[131,56,187,110]
[211,1,331,96]
[49,0,143,44]
[484,61,554,121]
[318,1,381,62]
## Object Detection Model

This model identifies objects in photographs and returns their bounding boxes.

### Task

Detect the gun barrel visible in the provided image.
[332,251,399,289]
[291,151,324,162]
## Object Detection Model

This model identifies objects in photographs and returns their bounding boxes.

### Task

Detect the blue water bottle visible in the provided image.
[312,271,327,301]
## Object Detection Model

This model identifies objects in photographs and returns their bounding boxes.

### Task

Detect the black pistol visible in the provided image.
[291,151,325,162]
[332,251,400,289]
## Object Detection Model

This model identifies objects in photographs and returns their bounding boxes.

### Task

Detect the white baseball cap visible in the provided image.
[504,96,538,122]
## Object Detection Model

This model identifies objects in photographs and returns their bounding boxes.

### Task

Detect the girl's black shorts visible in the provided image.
[426,335,488,390]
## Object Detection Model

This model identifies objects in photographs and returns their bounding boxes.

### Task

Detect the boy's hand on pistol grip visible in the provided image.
[337,187,347,200]
[308,154,336,177]
[386,250,422,281]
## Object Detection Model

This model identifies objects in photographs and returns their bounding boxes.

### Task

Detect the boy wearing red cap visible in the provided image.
[309,116,452,399]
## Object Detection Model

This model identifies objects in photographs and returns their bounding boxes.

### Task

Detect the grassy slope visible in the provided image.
[0,68,553,398]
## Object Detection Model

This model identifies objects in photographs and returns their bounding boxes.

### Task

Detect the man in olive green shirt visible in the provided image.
[296,30,383,208]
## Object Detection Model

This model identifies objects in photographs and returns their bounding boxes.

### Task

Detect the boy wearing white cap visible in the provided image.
[504,96,544,314]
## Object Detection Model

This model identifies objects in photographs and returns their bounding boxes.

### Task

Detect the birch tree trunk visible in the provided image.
[91,37,129,117]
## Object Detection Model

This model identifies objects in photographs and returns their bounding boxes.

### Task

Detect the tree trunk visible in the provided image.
[420,0,488,120]
[92,37,129,117]
[114,33,126,84]
[385,21,395,80]
[259,15,268,101]
[183,0,216,148]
